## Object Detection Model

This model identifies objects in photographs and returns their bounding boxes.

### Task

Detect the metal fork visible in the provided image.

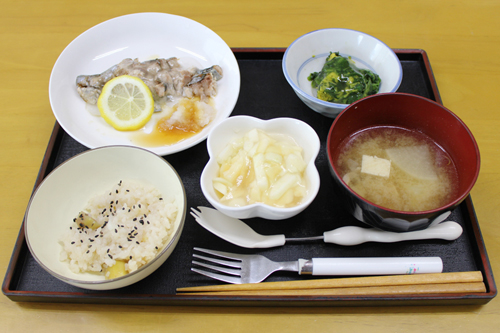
[191,247,444,284]
[192,247,299,284]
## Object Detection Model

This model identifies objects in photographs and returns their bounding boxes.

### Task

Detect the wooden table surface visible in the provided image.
[1,0,499,331]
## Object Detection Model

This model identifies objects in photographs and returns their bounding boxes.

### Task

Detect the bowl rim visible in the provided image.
[326,92,480,216]
[202,115,321,215]
[282,28,403,108]
[24,145,187,286]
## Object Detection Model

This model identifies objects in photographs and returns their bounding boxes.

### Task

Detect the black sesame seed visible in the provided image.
[138,204,141,208]
[80,240,83,243]
[108,254,113,259]
[155,246,158,250]
[71,241,75,245]
[126,190,129,192]
[130,256,132,259]
[136,241,140,245]
[133,218,137,221]
[107,249,110,253]
[159,198,163,200]
[88,245,92,248]
[86,250,89,254]
[73,218,77,222]
[115,229,118,233]
[116,189,118,194]
[118,245,122,249]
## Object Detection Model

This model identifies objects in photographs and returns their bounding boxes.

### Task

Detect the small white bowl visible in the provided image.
[283,28,402,118]
[201,116,320,220]
[24,146,186,290]
[49,12,240,156]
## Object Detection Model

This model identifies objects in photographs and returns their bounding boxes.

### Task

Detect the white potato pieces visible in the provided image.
[213,128,308,208]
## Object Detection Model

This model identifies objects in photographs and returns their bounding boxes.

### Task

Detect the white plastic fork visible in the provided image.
[191,247,443,284]
[190,207,463,248]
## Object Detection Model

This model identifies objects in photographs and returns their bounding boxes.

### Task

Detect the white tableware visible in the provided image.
[191,207,463,248]
[283,28,402,118]
[25,146,186,290]
[200,116,321,220]
[49,12,240,156]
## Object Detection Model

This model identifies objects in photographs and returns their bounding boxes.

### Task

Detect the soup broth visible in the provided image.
[336,126,459,212]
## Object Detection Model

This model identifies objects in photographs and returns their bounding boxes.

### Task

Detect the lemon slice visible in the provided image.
[97,75,154,131]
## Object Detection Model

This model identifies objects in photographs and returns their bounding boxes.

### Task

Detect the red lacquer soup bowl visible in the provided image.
[326,93,480,232]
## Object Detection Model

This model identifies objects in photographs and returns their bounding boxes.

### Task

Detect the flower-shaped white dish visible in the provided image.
[49,12,240,156]
[283,28,402,118]
[24,146,186,290]
[200,116,321,220]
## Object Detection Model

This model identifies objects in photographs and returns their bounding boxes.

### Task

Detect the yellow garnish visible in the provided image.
[97,75,154,131]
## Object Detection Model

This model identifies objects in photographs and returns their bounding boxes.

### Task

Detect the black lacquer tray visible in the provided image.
[2,49,496,306]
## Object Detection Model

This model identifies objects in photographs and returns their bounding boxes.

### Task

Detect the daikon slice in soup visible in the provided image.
[335,126,459,212]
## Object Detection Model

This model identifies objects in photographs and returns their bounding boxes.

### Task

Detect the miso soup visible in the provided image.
[336,126,459,212]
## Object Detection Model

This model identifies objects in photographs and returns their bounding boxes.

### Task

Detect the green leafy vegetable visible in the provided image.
[307,52,381,104]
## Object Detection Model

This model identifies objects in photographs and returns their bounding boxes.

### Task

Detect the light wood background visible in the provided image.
[1,1,499,331]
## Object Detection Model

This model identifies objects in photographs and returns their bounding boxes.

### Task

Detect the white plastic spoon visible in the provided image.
[190,206,463,248]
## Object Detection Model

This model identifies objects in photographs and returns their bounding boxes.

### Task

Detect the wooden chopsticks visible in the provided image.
[176,271,486,296]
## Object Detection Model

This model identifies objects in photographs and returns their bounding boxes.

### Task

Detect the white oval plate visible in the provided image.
[49,13,240,156]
